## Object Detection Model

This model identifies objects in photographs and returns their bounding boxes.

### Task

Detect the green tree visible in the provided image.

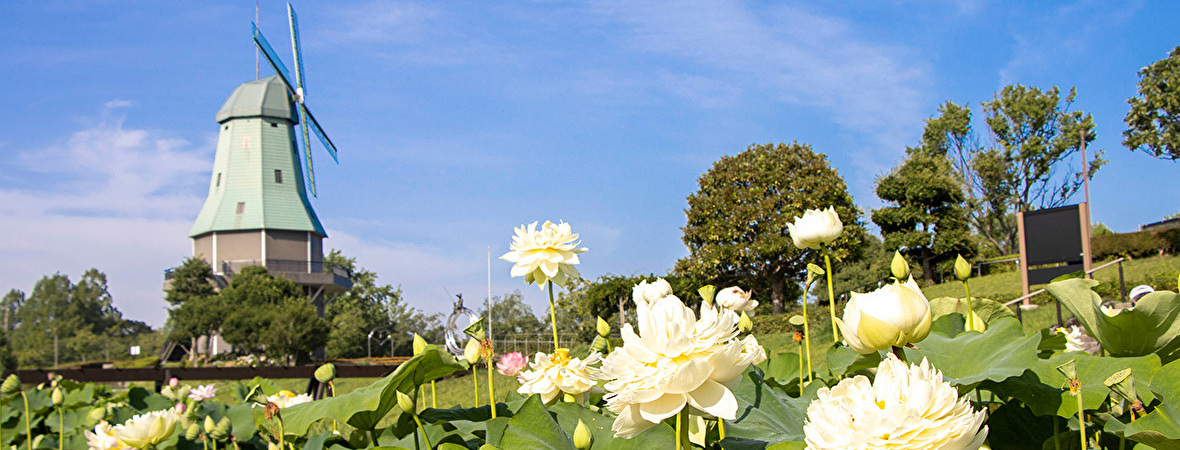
[479,291,545,336]
[164,258,223,359]
[323,250,441,358]
[874,111,976,285]
[937,86,1103,255]
[1124,46,1180,161]
[220,266,328,364]
[679,142,867,314]
[10,270,136,366]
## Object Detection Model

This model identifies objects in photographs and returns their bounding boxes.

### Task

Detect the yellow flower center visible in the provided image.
[551,348,571,365]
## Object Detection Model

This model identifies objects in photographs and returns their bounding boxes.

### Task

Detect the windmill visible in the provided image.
[182,2,351,338]
[253,3,338,197]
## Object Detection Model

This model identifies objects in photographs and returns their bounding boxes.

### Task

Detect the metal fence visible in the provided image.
[492,333,585,356]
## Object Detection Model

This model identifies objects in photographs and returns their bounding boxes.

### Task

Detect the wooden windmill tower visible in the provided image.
[187,3,350,314]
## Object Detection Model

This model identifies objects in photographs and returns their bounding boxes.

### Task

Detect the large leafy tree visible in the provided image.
[164,257,223,359]
[874,113,976,285]
[323,250,440,358]
[679,142,866,314]
[1124,46,1180,161]
[937,86,1103,255]
[220,266,328,364]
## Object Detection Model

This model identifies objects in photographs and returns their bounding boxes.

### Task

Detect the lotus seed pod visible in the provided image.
[211,417,232,440]
[413,333,427,356]
[573,419,593,450]
[788,314,806,326]
[51,388,63,407]
[954,254,972,281]
[185,423,201,440]
[596,316,610,337]
[395,390,415,412]
[891,251,910,280]
[738,311,754,334]
[590,335,609,353]
[1,374,21,396]
[315,363,337,383]
[806,263,824,286]
[204,415,216,434]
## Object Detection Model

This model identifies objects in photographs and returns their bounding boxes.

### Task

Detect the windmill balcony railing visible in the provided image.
[219,259,352,279]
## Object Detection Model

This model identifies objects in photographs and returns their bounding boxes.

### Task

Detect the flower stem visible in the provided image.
[473,367,480,407]
[801,283,813,382]
[21,391,31,450]
[824,249,838,344]
[675,410,690,450]
[891,346,906,362]
[412,413,434,449]
[548,282,559,350]
[718,418,726,440]
[1077,386,1086,450]
[486,355,497,418]
[964,280,976,331]
[798,341,805,393]
[431,381,437,408]
[1054,416,1061,450]
[57,406,63,450]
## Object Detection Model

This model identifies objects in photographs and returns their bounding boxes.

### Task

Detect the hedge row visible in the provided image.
[1091,228,1180,259]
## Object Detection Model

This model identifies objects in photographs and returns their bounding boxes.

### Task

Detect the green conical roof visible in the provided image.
[215,76,298,124]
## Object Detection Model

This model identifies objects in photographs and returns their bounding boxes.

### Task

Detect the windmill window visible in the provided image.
[270,122,278,128]
[236,202,245,214]
[215,173,221,187]
[274,169,283,184]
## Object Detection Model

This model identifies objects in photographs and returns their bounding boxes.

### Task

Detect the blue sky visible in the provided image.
[1,1,1177,327]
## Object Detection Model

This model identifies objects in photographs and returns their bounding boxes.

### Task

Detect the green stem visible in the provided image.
[1054,415,1061,450]
[891,346,906,362]
[824,249,838,344]
[718,418,726,440]
[370,429,383,449]
[487,354,497,418]
[801,280,813,382]
[203,436,209,450]
[211,437,217,450]
[1077,386,1086,450]
[412,414,434,449]
[473,366,480,407]
[21,391,31,450]
[798,341,805,393]
[964,280,976,331]
[548,282,559,350]
[58,406,63,450]
[675,410,689,450]
[431,381,437,408]
[277,417,285,450]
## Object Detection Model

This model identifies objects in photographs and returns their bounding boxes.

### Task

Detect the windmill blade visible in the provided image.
[298,106,316,197]
[252,22,297,97]
[301,103,339,163]
[287,3,307,99]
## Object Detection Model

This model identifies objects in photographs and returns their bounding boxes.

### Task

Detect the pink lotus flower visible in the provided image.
[496,352,527,376]
[188,384,217,402]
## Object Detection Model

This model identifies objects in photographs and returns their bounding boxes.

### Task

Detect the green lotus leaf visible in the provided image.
[929,296,1015,326]
[724,367,818,445]
[280,345,464,435]
[757,351,802,384]
[983,352,1160,417]
[1107,359,1180,449]
[1046,279,1180,362]
[496,395,576,450]
[824,345,880,378]
[549,401,674,449]
[903,317,1041,392]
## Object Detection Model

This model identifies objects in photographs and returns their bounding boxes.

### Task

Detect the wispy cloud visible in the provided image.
[998,1,1142,85]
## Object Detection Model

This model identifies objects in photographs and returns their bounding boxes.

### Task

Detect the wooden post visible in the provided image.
[1080,203,1093,278]
[1017,211,1030,305]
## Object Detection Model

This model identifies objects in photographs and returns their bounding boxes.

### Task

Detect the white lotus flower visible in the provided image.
[188,384,217,402]
[715,286,758,312]
[632,278,673,305]
[114,410,179,449]
[1059,325,1100,354]
[517,348,601,403]
[267,390,313,409]
[86,421,129,450]
[804,354,988,450]
[500,221,588,287]
[787,206,844,249]
[594,293,766,438]
[837,276,932,354]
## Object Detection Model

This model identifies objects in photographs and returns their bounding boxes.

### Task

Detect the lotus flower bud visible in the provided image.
[315,363,337,383]
[464,338,482,365]
[211,417,232,440]
[174,402,186,414]
[169,377,179,388]
[204,416,216,434]
[632,278,673,304]
[738,311,754,334]
[596,316,610,337]
[574,419,593,450]
[787,206,844,249]
[396,390,415,412]
[891,251,910,280]
[268,442,282,450]
[716,286,758,312]
[51,388,63,406]
[185,423,201,440]
[954,254,971,281]
[590,335,610,353]
[413,333,427,356]
[1,374,21,396]
[836,276,932,354]
[697,285,716,306]
[88,406,107,422]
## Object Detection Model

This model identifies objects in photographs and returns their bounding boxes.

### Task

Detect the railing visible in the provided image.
[1004,257,1127,325]
[220,259,352,279]
[492,333,585,356]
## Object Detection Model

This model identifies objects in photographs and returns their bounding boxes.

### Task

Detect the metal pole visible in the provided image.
[1119,261,1127,303]
[487,246,493,347]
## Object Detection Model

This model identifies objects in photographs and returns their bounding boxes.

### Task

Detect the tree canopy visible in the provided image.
[679,142,866,313]
[323,250,441,358]
[1124,45,1180,161]
[219,266,328,364]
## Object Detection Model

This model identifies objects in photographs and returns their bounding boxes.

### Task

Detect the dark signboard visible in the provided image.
[1022,205,1085,285]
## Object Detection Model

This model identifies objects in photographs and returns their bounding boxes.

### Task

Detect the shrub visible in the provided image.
[1091,228,1180,260]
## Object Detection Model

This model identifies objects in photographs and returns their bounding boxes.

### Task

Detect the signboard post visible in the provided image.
[1017,203,1093,305]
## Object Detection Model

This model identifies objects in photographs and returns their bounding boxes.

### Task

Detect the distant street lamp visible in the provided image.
[367,328,390,358]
